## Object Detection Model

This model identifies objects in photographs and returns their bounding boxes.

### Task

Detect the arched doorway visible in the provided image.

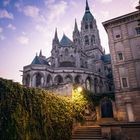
[101,97,113,118]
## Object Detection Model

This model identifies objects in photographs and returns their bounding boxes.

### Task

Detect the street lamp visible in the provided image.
[77,86,83,93]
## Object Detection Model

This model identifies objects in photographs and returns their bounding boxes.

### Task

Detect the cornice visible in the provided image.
[103,11,140,29]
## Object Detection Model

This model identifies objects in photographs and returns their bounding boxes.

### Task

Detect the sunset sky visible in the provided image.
[0,0,139,83]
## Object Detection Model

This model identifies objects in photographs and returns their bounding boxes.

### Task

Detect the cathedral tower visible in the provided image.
[81,0,103,59]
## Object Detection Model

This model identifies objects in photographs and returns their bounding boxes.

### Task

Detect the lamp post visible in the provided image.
[77,86,83,93]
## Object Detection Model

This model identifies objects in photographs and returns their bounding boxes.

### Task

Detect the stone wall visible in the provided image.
[101,122,140,140]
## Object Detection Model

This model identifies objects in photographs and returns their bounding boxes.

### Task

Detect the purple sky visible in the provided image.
[0,0,139,83]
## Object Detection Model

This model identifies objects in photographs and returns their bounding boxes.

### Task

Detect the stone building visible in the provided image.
[103,2,140,121]
[23,0,113,95]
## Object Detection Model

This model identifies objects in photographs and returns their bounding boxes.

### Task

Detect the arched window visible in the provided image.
[90,22,93,29]
[75,75,81,84]
[36,73,43,87]
[65,48,69,55]
[85,23,88,29]
[91,35,95,45]
[85,35,89,45]
[47,74,52,86]
[65,75,72,83]
[25,74,30,87]
[85,77,91,91]
[54,75,63,85]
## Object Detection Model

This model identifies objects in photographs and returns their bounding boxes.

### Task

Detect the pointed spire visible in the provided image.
[85,0,90,12]
[74,19,79,31]
[54,28,58,39]
[39,49,42,57]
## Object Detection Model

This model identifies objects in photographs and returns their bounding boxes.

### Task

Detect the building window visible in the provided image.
[91,35,95,45]
[136,27,140,35]
[121,78,128,88]
[118,52,123,60]
[85,23,88,29]
[85,35,89,45]
[90,22,93,29]
[116,34,121,38]
[86,78,91,91]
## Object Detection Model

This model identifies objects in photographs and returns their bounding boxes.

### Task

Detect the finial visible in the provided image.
[85,0,90,11]
[136,0,140,10]
[39,49,42,57]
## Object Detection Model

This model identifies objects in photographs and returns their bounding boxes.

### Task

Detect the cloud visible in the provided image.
[0,27,3,33]
[100,11,109,20]
[44,0,55,5]
[22,5,40,18]
[3,0,11,6]
[0,35,6,40]
[35,24,46,33]
[47,1,68,22]
[101,0,112,3]
[17,36,29,45]
[130,0,138,9]
[0,9,14,19]
[7,24,16,30]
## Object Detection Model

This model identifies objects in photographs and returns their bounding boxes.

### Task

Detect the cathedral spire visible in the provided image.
[54,28,58,40]
[85,0,90,12]
[74,19,79,31]
[53,28,59,43]
[39,49,42,57]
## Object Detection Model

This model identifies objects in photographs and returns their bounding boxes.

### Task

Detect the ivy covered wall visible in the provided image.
[0,78,91,140]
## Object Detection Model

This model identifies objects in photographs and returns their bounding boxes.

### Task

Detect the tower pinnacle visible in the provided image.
[85,0,90,11]
[54,28,58,39]
[74,19,79,31]
[39,49,42,57]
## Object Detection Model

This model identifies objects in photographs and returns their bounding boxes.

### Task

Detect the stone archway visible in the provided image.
[101,97,113,118]
[32,72,45,88]
[65,75,73,83]
[85,77,91,91]
[75,75,82,84]
[46,74,52,87]
[25,74,30,87]
[36,73,44,88]
[54,75,63,85]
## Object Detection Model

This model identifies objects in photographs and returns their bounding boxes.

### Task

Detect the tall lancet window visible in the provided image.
[90,22,93,29]
[85,23,88,29]
[85,35,89,45]
[36,73,43,87]
[91,35,95,45]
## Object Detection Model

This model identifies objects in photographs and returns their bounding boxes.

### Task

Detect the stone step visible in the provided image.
[72,125,106,140]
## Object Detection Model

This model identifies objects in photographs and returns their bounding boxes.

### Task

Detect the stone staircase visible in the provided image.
[72,125,106,140]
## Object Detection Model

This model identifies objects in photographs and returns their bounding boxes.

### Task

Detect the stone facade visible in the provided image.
[103,8,140,122]
[23,0,113,96]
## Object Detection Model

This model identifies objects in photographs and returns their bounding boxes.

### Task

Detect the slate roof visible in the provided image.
[101,54,111,63]
[83,11,94,22]
[60,34,73,47]
[31,55,50,65]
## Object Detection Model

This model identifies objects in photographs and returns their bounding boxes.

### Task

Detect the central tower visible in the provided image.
[81,0,103,59]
